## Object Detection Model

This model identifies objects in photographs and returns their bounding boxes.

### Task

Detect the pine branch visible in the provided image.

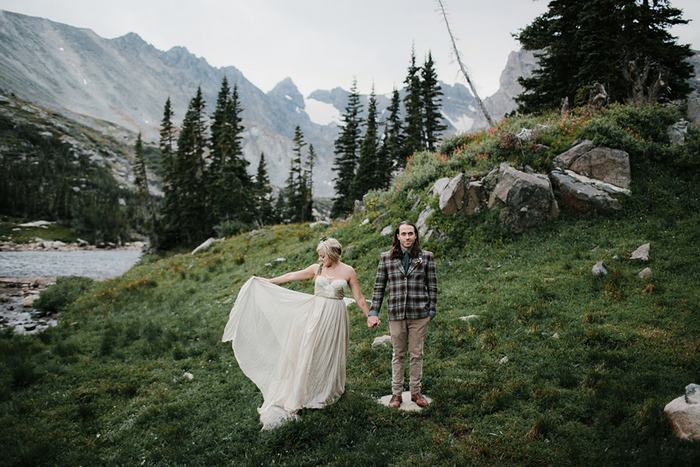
[436,0,495,127]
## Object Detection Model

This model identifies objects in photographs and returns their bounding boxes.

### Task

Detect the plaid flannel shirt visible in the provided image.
[369,249,437,320]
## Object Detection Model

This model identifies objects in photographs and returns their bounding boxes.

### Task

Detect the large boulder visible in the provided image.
[489,163,559,233]
[550,170,622,214]
[665,383,700,440]
[428,177,450,197]
[553,140,631,189]
[438,173,487,216]
[439,173,467,215]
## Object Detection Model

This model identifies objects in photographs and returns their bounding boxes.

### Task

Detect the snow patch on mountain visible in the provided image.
[444,113,474,133]
[304,96,341,126]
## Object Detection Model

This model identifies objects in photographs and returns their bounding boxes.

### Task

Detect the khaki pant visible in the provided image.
[389,317,430,395]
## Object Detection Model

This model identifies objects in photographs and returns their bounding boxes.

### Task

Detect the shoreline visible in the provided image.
[0,240,147,252]
[0,277,58,335]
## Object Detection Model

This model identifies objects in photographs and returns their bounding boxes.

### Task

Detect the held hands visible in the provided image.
[367,315,381,328]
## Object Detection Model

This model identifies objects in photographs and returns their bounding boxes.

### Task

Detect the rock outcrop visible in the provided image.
[421,140,635,234]
[489,163,559,234]
[553,140,631,190]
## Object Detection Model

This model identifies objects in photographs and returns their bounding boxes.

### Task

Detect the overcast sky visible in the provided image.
[2,0,699,98]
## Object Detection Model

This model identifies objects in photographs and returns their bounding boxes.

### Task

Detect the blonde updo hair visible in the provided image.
[317,238,342,262]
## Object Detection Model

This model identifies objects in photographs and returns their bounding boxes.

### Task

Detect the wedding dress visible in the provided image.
[222,275,354,429]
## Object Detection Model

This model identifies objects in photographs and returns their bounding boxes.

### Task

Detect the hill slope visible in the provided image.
[1,106,699,465]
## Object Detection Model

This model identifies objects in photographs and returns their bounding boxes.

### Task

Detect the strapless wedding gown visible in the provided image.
[222,275,353,429]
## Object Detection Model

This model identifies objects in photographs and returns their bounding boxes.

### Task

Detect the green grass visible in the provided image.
[1,104,699,466]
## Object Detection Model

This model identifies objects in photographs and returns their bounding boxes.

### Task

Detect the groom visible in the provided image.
[368,220,437,408]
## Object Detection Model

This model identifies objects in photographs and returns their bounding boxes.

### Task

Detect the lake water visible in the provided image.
[0,250,143,279]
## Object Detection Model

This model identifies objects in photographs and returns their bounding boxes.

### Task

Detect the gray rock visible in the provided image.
[424,229,442,241]
[428,177,450,197]
[460,315,479,321]
[550,170,622,214]
[553,140,631,189]
[372,210,390,228]
[489,163,559,234]
[372,335,392,349]
[22,295,40,308]
[464,181,486,215]
[592,261,608,275]
[437,173,487,216]
[439,173,467,215]
[686,384,700,404]
[416,207,435,237]
[638,267,653,278]
[191,237,219,255]
[630,243,650,261]
[667,120,689,148]
[665,394,700,440]
[380,225,393,236]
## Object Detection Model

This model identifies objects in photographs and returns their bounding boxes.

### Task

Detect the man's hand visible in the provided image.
[367,315,380,328]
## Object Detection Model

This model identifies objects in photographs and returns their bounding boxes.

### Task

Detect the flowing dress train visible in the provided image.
[222,276,353,429]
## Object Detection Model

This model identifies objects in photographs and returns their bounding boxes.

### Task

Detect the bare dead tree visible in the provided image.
[436,0,495,127]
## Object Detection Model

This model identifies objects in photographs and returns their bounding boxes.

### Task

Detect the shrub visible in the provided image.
[214,220,253,238]
[34,276,94,313]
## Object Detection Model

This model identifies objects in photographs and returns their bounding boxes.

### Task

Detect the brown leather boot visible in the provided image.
[411,393,429,407]
[388,394,402,408]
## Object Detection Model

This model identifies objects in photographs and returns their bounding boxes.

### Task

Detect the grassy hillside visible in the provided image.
[1,104,699,466]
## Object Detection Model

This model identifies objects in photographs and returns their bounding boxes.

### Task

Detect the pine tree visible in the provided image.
[421,52,447,152]
[331,79,363,218]
[133,132,149,204]
[273,190,287,223]
[350,86,381,201]
[253,153,275,226]
[285,125,307,223]
[381,88,405,180]
[303,144,316,222]
[209,81,252,226]
[403,47,424,158]
[209,76,231,177]
[159,97,176,186]
[158,96,179,248]
[516,0,694,113]
[173,86,208,245]
[133,132,158,247]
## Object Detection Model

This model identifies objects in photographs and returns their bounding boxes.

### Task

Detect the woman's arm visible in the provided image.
[347,268,379,328]
[267,263,319,284]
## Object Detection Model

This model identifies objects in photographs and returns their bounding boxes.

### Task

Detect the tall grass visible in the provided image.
[1,105,699,466]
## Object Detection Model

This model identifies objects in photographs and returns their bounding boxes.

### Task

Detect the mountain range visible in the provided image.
[0,10,537,197]
[2,10,697,198]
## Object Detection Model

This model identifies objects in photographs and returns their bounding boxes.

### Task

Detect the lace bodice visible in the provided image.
[314,276,347,300]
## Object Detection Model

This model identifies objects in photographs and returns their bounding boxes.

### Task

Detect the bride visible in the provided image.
[222,238,376,429]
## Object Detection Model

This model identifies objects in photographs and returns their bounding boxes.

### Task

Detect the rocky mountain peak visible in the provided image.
[268,77,305,111]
